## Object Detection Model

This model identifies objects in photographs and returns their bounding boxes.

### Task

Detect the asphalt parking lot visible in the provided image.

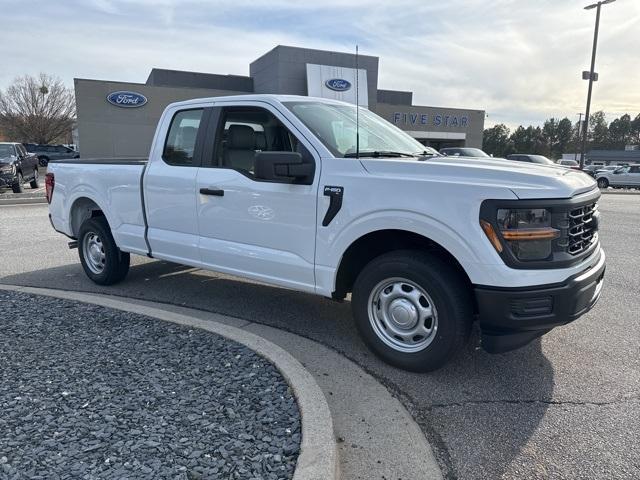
[1,195,639,479]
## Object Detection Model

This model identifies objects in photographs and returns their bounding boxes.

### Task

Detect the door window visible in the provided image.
[163,109,204,166]
[629,166,640,174]
[211,106,312,180]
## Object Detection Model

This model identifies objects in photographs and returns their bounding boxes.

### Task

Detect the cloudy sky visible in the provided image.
[1,0,638,128]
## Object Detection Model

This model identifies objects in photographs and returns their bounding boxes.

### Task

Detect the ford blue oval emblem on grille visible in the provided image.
[325,79,352,92]
[106,91,148,108]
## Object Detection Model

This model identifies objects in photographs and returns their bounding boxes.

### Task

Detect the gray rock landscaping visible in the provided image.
[0,291,300,479]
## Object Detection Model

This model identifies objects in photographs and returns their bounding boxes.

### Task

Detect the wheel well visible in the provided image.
[70,197,106,238]
[333,229,473,301]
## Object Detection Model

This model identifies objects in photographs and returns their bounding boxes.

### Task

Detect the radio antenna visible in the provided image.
[355,44,359,159]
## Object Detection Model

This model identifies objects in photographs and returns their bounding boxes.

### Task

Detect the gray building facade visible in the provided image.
[75,45,485,158]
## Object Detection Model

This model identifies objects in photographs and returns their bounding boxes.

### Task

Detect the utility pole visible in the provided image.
[579,0,616,168]
[575,113,583,161]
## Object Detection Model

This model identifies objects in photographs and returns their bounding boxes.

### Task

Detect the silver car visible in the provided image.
[596,165,640,189]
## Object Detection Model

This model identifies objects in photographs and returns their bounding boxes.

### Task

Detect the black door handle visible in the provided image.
[200,187,224,196]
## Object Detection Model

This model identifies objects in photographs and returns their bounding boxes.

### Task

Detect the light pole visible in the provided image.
[575,112,583,161]
[579,0,616,168]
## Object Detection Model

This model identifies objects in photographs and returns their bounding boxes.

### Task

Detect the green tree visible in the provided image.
[609,114,633,149]
[483,124,511,157]
[631,114,640,146]
[555,118,573,159]
[588,111,609,150]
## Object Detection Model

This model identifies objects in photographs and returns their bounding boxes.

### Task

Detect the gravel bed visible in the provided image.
[0,291,300,479]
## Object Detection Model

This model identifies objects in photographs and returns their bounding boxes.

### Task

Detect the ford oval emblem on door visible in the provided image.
[325,79,352,92]
[106,91,148,108]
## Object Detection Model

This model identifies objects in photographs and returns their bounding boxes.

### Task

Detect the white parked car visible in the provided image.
[596,165,640,189]
[46,95,605,371]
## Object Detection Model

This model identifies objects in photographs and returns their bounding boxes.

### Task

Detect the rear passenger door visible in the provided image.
[144,106,211,265]
[195,102,319,292]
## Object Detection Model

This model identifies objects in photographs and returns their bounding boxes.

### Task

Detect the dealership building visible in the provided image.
[75,45,485,158]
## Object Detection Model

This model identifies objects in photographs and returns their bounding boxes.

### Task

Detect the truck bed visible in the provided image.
[47,157,150,256]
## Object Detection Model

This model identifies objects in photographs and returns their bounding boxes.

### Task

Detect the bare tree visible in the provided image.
[0,73,75,144]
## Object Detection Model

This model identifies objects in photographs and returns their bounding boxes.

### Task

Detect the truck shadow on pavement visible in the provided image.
[1,259,554,479]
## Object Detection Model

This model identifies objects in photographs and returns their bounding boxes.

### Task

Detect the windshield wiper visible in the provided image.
[344,150,416,158]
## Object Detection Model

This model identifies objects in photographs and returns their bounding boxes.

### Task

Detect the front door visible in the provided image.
[628,165,640,186]
[195,103,319,292]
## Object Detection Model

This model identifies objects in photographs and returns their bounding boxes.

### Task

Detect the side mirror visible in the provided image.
[255,151,314,184]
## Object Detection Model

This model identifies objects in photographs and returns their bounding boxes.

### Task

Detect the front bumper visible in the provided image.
[0,173,17,186]
[475,248,605,353]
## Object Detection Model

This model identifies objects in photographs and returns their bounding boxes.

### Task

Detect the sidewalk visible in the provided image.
[0,187,46,205]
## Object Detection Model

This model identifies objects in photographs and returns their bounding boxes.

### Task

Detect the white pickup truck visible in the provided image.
[46,95,605,371]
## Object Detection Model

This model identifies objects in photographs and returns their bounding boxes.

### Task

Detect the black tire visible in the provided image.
[12,173,24,193]
[38,156,49,167]
[351,250,473,372]
[30,168,39,189]
[78,216,130,285]
[597,178,609,189]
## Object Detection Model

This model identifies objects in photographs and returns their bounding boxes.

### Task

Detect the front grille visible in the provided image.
[564,202,599,256]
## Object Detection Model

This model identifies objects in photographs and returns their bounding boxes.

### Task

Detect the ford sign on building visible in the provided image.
[106,91,148,108]
[325,79,351,91]
[74,45,484,158]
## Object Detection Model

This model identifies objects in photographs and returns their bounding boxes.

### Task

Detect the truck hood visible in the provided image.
[360,156,597,199]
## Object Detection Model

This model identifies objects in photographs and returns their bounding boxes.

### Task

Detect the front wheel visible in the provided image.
[597,178,609,189]
[12,173,24,193]
[78,216,130,285]
[351,250,473,372]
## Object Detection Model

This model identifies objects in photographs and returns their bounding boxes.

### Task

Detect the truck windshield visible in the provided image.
[0,144,16,157]
[283,101,438,158]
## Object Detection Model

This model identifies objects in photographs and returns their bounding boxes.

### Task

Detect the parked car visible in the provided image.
[46,95,605,372]
[556,159,581,170]
[581,165,600,177]
[595,165,622,174]
[0,142,40,193]
[506,154,555,165]
[439,147,491,158]
[596,165,640,189]
[24,143,79,166]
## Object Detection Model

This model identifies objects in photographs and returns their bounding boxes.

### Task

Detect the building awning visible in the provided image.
[404,131,466,140]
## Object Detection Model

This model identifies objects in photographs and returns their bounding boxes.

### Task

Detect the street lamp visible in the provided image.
[579,0,616,169]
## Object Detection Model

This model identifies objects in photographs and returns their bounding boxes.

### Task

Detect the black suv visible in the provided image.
[24,144,79,166]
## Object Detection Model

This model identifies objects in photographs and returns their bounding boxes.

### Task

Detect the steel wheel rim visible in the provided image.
[82,232,106,274]
[367,277,438,353]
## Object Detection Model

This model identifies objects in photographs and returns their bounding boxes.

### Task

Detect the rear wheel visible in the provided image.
[38,156,49,167]
[30,168,39,188]
[597,178,609,188]
[351,250,473,372]
[78,216,130,285]
[12,172,24,193]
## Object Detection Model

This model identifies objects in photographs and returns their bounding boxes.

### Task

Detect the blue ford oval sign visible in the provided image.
[325,79,352,92]
[106,91,148,108]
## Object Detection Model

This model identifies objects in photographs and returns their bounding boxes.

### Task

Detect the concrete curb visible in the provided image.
[0,197,47,205]
[0,284,338,480]
[599,189,640,195]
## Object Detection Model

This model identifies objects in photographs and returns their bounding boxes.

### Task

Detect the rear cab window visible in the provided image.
[162,109,204,166]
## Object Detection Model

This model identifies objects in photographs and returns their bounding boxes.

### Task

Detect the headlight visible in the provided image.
[481,208,560,261]
[0,164,15,174]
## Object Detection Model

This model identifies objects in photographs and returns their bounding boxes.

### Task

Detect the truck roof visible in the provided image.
[166,94,350,110]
